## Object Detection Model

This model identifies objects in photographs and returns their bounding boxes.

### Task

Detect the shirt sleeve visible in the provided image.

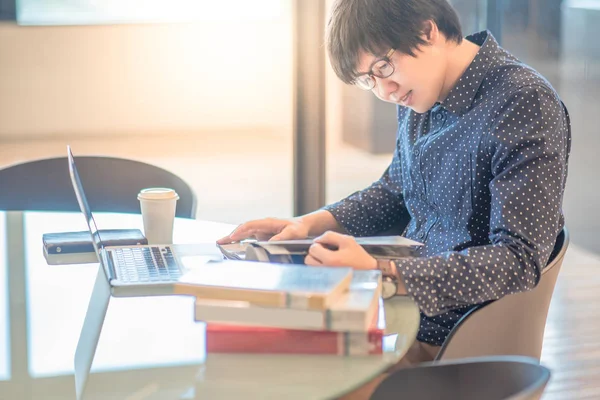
[322,134,408,237]
[396,85,570,317]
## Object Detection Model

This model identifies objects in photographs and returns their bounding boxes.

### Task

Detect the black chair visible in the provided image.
[0,156,197,218]
[370,356,551,400]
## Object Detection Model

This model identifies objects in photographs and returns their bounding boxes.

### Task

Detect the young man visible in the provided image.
[218,0,571,397]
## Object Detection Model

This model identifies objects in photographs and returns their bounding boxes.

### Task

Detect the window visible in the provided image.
[16,0,282,25]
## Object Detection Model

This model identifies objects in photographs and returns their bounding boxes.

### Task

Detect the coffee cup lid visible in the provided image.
[138,188,179,200]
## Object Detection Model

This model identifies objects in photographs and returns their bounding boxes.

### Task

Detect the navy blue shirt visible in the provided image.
[323,31,571,346]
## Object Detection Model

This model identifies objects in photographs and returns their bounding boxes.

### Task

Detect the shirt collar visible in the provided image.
[440,30,501,116]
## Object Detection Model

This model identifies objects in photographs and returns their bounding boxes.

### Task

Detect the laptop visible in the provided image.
[69,143,217,399]
[67,145,226,298]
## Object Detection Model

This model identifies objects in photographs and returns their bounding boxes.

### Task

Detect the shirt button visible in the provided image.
[420,194,427,202]
[417,232,425,239]
[435,113,443,120]
[414,149,420,157]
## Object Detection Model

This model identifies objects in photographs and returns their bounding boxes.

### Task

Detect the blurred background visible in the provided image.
[1,0,596,254]
[0,1,598,397]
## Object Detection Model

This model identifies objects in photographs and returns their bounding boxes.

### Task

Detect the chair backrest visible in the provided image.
[0,156,197,218]
[370,356,551,400]
[435,228,569,362]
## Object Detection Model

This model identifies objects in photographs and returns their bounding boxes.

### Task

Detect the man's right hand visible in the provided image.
[216,218,310,244]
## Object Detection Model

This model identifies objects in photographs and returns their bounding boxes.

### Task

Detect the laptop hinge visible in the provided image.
[101,249,118,281]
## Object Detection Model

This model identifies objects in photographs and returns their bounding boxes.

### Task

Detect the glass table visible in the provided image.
[0,211,420,399]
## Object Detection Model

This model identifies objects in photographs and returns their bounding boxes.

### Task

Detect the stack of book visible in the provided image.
[187,236,421,356]
[195,269,385,356]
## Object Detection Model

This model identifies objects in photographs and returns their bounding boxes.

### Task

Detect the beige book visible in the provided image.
[194,269,382,331]
[173,259,354,310]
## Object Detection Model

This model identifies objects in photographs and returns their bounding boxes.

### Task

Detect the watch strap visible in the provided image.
[375,258,398,278]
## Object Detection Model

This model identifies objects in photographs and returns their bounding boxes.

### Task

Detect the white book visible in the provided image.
[194,269,382,332]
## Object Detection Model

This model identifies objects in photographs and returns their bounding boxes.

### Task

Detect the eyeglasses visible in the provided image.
[354,48,396,90]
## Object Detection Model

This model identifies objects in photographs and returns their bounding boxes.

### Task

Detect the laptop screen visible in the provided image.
[67,145,105,254]
[67,145,113,399]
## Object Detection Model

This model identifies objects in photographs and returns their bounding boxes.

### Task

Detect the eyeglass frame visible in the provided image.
[354,48,396,90]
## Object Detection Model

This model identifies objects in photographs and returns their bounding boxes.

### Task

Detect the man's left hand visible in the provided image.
[305,231,377,270]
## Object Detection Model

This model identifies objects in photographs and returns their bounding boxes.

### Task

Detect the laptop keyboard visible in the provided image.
[111,246,182,283]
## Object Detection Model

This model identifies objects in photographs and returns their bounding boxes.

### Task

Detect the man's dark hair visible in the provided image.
[326,0,463,84]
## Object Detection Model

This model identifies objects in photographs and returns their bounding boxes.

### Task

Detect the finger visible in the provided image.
[216,236,232,245]
[269,233,289,241]
[308,243,336,265]
[304,254,322,266]
[254,232,273,241]
[226,219,281,242]
[216,225,242,244]
[314,231,348,248]
[270,226,301,241]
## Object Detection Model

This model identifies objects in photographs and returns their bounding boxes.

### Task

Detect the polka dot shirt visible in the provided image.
[323,30,572,346]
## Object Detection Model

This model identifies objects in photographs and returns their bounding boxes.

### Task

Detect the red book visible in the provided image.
[205,301,385,356]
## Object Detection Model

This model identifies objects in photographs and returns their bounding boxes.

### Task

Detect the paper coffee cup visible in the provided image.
[138,188,179,244]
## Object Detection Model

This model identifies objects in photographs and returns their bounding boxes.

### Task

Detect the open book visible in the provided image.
[218,235,423,263]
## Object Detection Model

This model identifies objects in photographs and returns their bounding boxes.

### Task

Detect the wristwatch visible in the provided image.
[376,258,399,300]
[381,275,399,300]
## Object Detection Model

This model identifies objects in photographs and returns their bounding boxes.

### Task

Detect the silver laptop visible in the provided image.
[67,145,223,297]
[68,145,226,399]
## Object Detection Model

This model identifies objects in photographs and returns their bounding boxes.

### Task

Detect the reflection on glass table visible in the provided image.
[0,211,420,399]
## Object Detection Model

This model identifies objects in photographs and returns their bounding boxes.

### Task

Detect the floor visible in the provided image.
[1,133,598,398]
[541,249,600,399]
